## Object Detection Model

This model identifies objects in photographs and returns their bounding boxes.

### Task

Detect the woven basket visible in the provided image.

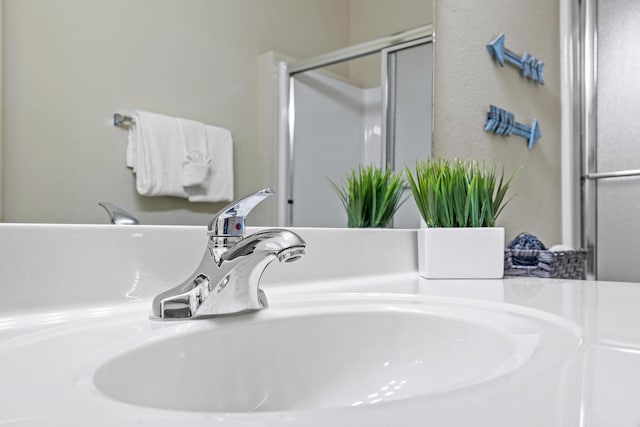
[504,248,588,280]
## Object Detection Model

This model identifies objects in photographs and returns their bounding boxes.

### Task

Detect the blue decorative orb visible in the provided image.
[508,232,546,266]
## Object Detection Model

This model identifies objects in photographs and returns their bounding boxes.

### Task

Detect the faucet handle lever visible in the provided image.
[208,188,275,237]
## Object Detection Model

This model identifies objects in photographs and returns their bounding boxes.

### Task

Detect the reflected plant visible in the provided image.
[330,165,406,228]
[406,158,517,228]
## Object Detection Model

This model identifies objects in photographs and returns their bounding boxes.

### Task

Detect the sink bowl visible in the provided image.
[93,301,544,413]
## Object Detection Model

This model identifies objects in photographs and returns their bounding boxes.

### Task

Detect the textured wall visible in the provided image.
[434,1,562,245]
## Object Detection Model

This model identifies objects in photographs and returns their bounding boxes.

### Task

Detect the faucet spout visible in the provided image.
[151,189,306,320]
[98,201,139,225]
[198,229,305,317]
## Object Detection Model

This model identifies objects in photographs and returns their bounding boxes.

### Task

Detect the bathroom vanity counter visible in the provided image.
[1,273,637,426]
[0,224,636,426]
[275,273,640,427]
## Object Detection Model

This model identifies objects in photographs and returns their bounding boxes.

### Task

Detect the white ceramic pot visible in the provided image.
[417,227,505,279]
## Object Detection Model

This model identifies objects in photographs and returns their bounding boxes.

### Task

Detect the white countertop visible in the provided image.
[1,273,638,426]
[0,224,636,426]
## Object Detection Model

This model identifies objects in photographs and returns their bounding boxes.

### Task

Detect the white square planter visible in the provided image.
[417,227,505,279]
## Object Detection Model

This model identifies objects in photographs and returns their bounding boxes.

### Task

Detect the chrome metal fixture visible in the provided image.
[98,201,140,225]
[113,113,134,127]
[151,189,306,320]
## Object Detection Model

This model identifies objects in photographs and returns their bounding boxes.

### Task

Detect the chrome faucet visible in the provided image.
[151,189,306,320]
[98,201,140,225]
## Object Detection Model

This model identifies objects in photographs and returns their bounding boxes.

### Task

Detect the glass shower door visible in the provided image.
[384,41,433,228]
[583,0,640,281]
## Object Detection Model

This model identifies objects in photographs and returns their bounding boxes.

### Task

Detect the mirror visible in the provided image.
[1,0,433,226]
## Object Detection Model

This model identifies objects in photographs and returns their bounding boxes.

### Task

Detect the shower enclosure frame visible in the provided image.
[580,0,598,279]
[578,0,640,280]
[277,24,434,227]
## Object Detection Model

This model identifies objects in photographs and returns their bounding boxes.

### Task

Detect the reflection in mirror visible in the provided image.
[281,27,433,228]
[288,53,383,228]
[2,0,432,225]
[387,41,434,228]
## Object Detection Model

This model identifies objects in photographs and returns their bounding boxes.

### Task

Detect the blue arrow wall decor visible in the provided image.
[484,105,541,149]
[487,34,544,84]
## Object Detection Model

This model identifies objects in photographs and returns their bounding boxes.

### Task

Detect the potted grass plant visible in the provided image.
[330,165,406,228]
[406,158,517,279]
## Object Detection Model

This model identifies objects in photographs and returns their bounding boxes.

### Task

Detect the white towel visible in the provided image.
[127,110,190,198]
[126,110,234,201]
[179,117,211,187]
[187,126,234,202]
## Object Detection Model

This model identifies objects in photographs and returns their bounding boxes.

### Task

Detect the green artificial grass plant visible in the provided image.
[406,158,517,228]
[330,165,406,228]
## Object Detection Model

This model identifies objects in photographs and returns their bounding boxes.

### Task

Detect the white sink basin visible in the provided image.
[0,293,583,426]
[0,224,591,426]
[92,299,552,413]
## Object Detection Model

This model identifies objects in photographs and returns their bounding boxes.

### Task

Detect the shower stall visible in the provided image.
[277,25,433,228]
[580,0,640,282]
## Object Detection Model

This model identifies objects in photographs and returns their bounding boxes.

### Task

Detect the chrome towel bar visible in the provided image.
[583,169,640,180]
[113,113,134,127]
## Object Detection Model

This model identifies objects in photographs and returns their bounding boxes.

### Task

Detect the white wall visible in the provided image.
[2,0,350,225]
[434,1,562,245]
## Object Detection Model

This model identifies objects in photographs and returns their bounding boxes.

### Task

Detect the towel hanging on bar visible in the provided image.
[124,109,235,202]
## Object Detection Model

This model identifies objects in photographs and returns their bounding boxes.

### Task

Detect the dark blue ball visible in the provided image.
[508,233,546,266]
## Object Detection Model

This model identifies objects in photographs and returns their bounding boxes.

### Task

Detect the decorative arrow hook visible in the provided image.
[484,105,541,149]
[487,34,544,84]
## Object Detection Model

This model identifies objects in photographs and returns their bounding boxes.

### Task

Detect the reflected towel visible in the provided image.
[126,110,233,201]
[187,126,234,202]
[127,110,191,197]
[180,117,211,187]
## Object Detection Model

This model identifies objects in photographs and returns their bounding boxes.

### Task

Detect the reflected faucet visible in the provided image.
[98,202,139,225]
[151,189,306,320]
